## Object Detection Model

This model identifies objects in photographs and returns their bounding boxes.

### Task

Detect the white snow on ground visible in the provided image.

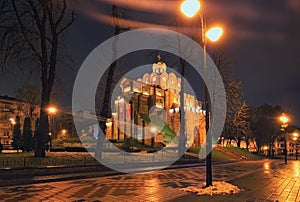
[180,181,241,196]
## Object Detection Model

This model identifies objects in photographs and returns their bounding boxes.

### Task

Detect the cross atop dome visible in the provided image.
[153,55,166,75]
[157,55,161,62]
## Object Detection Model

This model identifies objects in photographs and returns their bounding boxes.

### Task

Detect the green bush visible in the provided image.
[62,138,81,143]
[65,147,88,152]
[187,147,201,154]
[80,137,97,144]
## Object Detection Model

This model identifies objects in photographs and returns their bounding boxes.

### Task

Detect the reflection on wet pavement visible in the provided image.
[0,160,299,201]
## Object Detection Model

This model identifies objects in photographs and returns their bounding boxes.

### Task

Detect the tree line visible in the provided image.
[10,116,40,153]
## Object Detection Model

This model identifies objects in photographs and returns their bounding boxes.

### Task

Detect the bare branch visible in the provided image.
[57,10,75,34]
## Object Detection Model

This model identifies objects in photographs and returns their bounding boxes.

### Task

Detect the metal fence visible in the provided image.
[0,157,101,169]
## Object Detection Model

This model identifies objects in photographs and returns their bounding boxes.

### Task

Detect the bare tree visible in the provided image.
[212,51,244,146]
[95,5,131,160]
[15,84,41,119]
[0,0,75,157]
[233,101,251,148]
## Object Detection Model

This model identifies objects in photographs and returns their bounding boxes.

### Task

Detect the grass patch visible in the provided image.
[187,147,201,154]
[212,149,231,161]
[118,139,157,152]
[188,147,230,161]
[187,146,261,161]
[225,147,262,159]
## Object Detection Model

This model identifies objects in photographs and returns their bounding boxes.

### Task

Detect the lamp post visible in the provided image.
[48,106,57,152]
[279,113,288,164]
[293,132,299,160]
[9,118,16,146]
[181,0,223,187]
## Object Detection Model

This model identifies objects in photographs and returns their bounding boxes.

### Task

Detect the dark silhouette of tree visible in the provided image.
[233,101,251,148]
[12,116,22,153]
[250,104,282,155]
[15,84,41,119]
[224,80,243,145]
[0,142,3,153]
[95,5,131,160]
[0,0,75,157]
[212,51,243,146]
[22,117,33,152]
[32,118,39,152]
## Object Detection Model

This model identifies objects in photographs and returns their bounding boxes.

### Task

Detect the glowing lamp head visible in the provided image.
[48,107,57,114]
[150,127,157,133]
[279,113,288,124]
[9,118,16,125]
[181,0,201,18]
[293,132,299,137]
[206,27,223,42]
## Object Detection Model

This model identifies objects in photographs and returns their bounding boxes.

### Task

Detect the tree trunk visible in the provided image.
[178,57,186,157]
[95,121,106,160]
[95,5,121,160]
[237,137,241,148]
[34,87,50,157]
[246,138,250,151]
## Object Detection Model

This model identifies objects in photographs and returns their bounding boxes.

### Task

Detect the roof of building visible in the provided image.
[0,95,28,103]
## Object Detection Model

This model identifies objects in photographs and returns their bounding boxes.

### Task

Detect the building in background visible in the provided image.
[53,109,78,139]
[273,131,300,156]
[106,57,206,148]
[0,95,40,146]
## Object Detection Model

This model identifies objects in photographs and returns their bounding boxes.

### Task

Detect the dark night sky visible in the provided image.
[1,0,300,125]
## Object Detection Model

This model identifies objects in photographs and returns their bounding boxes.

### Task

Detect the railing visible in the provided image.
[0,149,196,169]
[0,157,101,169]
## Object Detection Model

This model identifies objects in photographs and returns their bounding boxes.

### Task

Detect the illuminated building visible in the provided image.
[106,57,206,148]
[0,95,40,146]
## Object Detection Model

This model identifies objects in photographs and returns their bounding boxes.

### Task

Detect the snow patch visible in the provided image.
[180,181,241,196]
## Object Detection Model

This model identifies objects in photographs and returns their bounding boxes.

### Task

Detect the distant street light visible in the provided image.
[206,27,223,42]
[279,113,289,164]
[293,131,299,160]
[181,0,224,187]
[47,106,57,151]
[48,107,57,115]
[9,118,16,126]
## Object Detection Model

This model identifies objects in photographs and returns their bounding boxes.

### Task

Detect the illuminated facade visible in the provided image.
[106,57,206,147]
[0,95,40,146]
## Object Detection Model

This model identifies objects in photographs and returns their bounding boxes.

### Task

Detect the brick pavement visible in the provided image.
[0,160,299,201]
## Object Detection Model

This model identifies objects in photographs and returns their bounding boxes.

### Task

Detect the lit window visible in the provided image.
[153,77,156,82]
[124,86,131,92]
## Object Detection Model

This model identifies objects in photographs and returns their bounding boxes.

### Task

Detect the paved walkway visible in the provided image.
[0,160,299,201]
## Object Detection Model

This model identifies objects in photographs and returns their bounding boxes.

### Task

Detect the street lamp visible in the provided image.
[48,107,57,114]
[9,118,16,126]
[181,0,224,187]
[47,106,57,151]
[180,0,200,18]
[279,113,288,164]
[293,131,299,160]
